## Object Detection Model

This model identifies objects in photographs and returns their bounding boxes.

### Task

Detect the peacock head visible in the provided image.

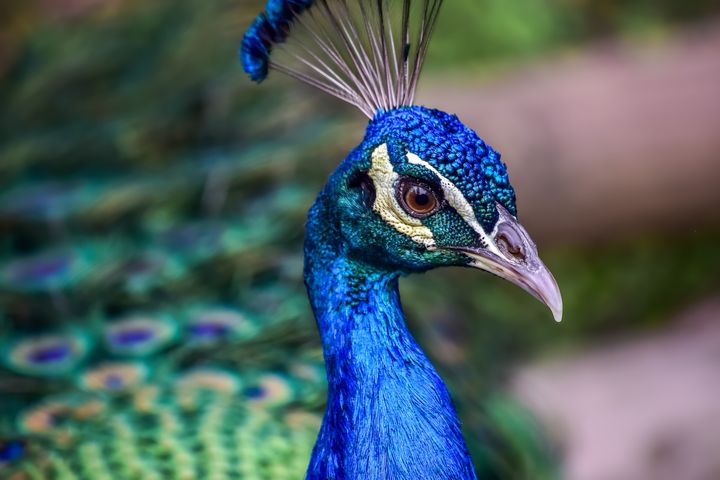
[326,106,562,321]
[241,0,562,321]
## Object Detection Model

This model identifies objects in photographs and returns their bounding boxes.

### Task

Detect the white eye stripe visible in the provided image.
[368,144,436,249]
[406,152,502,257]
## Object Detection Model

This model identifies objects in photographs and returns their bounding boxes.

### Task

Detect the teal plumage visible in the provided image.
[0,5,330,470]
[1,0,561,478]
[0,181,328,478]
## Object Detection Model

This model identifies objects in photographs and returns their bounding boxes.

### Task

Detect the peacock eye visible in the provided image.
[397,178,441,218]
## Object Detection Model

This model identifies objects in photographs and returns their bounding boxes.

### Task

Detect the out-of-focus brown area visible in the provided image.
[422,22,720,243]
[514,297,720,480]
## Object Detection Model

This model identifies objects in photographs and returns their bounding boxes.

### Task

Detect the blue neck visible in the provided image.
[304,197,477,480]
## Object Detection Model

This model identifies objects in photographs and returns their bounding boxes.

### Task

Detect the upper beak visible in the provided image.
[499,254,563,323]
[452,208,563,322]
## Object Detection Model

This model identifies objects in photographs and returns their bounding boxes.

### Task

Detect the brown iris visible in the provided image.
[397,179,440,218]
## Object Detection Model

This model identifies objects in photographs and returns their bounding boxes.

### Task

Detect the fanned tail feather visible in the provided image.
[241,0,445,117]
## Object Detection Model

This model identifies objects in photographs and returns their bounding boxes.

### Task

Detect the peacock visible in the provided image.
[0,0,561,479]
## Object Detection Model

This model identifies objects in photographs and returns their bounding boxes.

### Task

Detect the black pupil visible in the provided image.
[413,189,430,206]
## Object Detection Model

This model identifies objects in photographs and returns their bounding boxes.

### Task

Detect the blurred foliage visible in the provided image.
[1,0,719,380]
[429,0,720,68]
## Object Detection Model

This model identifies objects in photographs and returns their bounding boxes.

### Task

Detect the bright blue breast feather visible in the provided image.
[303,254,478,479]
[365,106,517,231]
[241,0,315,82]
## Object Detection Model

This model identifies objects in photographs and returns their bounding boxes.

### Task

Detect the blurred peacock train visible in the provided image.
[0,0,561,479]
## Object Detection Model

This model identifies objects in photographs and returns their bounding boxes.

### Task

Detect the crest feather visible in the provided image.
[241,0,445,118]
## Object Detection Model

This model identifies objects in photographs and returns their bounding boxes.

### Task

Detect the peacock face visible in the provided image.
[333,106,562,321]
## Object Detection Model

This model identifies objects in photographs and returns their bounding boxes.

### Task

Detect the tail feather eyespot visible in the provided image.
[104,315,177,357]
[79,362,149,392]
[185,307,256,343]
[19,397,104,437]
[0,250,86,292]
[174,369,242,395]
[3,333,89,377]
[245,373,295,408]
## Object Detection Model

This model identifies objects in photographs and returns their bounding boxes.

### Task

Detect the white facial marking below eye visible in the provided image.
[406,152,502,258]
[368,144,436,249]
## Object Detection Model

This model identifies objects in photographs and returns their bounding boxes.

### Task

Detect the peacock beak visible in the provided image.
[449,206,563,323]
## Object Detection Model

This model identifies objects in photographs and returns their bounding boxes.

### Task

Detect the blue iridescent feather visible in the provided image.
[0,441,25,464]
[240,0,315,82]
[241,15,272,82]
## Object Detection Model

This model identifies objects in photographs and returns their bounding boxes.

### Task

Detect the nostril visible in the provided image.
[497,230,525,261]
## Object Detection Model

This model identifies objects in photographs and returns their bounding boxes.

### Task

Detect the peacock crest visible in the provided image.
[242,0,444,116]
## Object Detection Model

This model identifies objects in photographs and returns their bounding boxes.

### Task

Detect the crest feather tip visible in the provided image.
[241,15,271,82]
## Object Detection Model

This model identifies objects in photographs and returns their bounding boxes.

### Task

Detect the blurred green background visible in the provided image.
[1,1,720,478]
